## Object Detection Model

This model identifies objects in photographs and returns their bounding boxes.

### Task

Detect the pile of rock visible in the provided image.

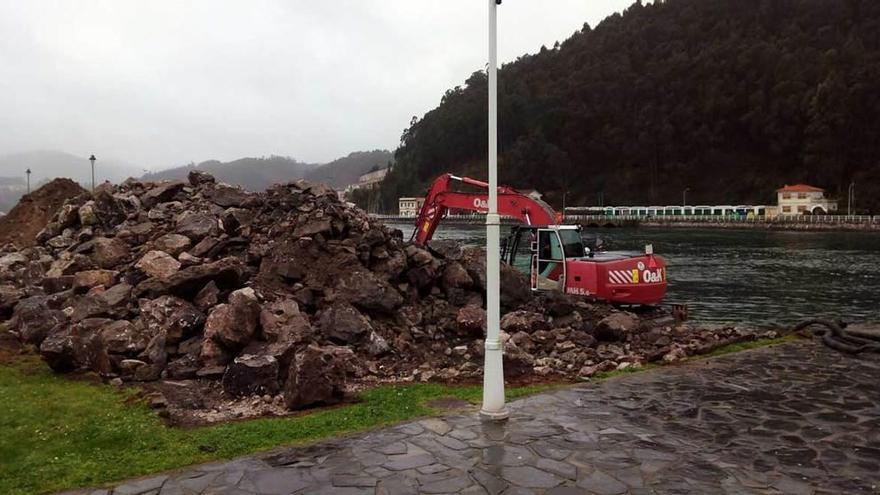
[0,171,773,414]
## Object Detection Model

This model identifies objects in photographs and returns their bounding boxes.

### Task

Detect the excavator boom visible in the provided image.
[412,173,557,245]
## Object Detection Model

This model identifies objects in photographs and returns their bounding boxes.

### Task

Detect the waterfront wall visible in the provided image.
[566,214,880,232]
[371,213,880,231]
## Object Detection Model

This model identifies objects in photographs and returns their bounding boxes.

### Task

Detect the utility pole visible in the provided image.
[89,155,97,192]
[480,0,508,422]
[25,168,31,194]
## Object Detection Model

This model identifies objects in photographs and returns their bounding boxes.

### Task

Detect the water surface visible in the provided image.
[384,221,880,326]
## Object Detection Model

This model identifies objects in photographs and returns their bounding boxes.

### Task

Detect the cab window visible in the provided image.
[559,230,585,258]
[510,230,534,274]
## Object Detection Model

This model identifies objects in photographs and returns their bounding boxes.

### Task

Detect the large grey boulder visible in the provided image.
[222,354,279,397]
[89,237,129,269]
[139,295,205,344]
[11,296,68,346]
[318,303,371,344]
[135,257,248,299]
[152,234,191,257]
[203,288,260,349]
[337,270,402,314]
[260,299,313,344]
[500,311,549,334]
[283,345,348,410]
[596,312,640,341]
[175,211,219,241]
[101,320,149,355]
[135,250,181,280]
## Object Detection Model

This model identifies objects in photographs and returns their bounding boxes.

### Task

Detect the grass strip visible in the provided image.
[0,334,798,494]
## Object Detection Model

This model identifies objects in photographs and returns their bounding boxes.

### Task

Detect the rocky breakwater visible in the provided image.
[0,171,775,423]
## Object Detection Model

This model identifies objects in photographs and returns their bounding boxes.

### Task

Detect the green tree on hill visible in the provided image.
[381,0,880,213]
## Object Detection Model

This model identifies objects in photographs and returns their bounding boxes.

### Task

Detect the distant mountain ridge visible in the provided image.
[142,150,393,192]
[141,155,319,191]
[303,150,393,189]
[0,149,393,213]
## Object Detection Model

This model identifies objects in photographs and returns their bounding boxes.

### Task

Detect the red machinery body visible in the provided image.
[412,174,667,306]
[563,249,667,305]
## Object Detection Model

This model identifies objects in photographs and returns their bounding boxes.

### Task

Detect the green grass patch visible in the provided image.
[0,333,797,494]
[697,334,800,359]
[0,356,553,495]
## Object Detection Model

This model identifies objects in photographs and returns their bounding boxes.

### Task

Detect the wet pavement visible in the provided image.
[77,341,880,494]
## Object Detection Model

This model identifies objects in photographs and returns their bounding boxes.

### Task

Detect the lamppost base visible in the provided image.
[479,408,510,421]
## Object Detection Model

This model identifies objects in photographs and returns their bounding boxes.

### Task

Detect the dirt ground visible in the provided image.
[0,178,85,247]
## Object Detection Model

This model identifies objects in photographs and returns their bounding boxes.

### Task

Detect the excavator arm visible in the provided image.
[412,173,558,245]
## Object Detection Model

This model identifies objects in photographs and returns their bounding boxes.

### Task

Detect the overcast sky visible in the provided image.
[0,1,639,170]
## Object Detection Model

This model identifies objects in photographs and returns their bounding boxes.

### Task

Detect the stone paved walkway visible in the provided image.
[77,341,880,494]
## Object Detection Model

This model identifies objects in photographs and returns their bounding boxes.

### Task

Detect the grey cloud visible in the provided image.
[0,0,638,169]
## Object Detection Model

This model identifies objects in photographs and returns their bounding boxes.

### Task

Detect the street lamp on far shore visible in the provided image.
[26,168,31,194]
[683,187,690,208]
[89,155,96,192]
[848,182,856,216]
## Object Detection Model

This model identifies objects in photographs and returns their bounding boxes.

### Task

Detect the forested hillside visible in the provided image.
[380,0,880,213]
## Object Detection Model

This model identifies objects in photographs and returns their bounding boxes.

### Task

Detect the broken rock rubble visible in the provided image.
[1,171,775,419]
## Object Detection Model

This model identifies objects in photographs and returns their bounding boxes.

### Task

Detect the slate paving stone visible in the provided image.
[482,445,535,466]
[535,458,577,480]
[470,467,509,495]
[500,466,563,489]
[94,342,879,495]
[418,463,451,474]
[449,428,479,441]
[437,434,471,451]
[374,441,408,455]
[330,474,378,487]
[113,475,169,495]
[420,475,475,493]
[531,442,572,461]
[382,452,437,471]
[364,465,394,478]
[238,469,309,494]
[375,474,419,495]
[545,487,587,495]
[576,469,628,495]
[420,418,453,435]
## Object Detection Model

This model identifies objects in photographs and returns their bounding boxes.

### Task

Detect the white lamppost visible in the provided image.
[25,168,31,194]
[480,0,509,421]
[89,154,97,192]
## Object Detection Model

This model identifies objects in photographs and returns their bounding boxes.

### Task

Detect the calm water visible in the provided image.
[385,221,880,326]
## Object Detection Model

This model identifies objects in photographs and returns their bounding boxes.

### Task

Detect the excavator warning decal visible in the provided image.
[608,268,663,285]
[608,270,632,285]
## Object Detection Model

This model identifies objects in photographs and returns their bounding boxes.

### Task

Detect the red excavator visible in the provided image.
[412,174,667,305]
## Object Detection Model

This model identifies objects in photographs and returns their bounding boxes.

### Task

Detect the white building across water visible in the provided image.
[775,184,838,215]
[398,197,425,217]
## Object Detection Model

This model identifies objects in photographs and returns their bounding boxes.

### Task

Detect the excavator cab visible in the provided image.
[502,226,585,292]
